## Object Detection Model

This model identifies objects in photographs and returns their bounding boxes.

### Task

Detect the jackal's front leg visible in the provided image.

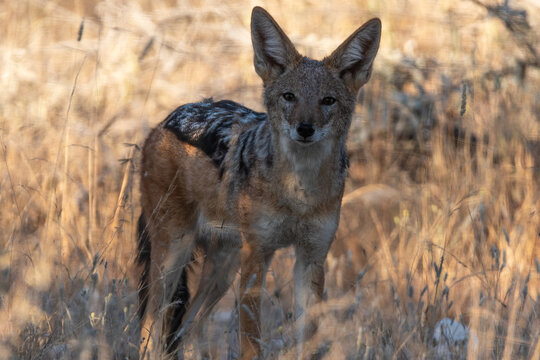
[239,241,273,359]
[292,245,330,358]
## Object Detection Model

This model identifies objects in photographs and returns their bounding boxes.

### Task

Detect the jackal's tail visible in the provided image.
[136,213,152,319]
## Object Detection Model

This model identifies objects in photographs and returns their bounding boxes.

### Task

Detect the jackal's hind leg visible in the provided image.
[164,266,190,355]
[140,224,197,360]
[173,231,242,356]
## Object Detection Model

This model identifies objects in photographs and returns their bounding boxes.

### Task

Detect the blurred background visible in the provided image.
[0,0,539,358]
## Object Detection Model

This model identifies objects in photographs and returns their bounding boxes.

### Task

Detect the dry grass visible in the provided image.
[1,0,539,358]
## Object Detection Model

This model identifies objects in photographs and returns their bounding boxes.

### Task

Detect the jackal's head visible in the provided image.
[251,7,381,152]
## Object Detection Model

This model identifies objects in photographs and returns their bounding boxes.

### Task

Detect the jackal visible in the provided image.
[137,6,381,359]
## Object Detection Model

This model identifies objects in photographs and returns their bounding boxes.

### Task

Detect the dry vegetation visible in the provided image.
[1,0,539,358]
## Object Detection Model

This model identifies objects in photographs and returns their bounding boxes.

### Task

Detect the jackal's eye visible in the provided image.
[282,92,296,102]
[321,97,336,106]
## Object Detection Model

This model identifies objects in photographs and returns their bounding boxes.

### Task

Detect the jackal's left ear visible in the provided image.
[251,7,302,82]
[325,18,381,94]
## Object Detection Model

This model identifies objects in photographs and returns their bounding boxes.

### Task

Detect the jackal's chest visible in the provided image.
[248,206,339,250]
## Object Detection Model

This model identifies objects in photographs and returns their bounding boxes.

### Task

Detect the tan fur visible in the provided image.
[138,7,381,359]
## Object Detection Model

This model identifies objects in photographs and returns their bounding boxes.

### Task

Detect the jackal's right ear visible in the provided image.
[325,18,381,94]
[251,7,302,82]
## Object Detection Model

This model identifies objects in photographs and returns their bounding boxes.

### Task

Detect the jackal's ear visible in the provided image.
[251,7,302,82]
[325,18,381,93]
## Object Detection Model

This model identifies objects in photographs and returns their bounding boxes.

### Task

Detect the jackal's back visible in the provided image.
[140,98,274,221]
[164,98,270,173]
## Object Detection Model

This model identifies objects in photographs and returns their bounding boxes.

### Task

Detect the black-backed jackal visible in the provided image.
[137,6,381,359]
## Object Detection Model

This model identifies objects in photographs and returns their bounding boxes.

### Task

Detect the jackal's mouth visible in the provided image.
[296,138,314,145]
[281,121,321,145]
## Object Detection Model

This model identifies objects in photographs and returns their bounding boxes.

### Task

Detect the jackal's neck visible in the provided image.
[272,132,347,200]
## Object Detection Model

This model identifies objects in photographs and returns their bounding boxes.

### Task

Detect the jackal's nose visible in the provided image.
[296,123,315,139]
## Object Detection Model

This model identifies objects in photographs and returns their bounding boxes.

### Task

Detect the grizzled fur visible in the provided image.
[164,99,273,180]
[137,6,381,360]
